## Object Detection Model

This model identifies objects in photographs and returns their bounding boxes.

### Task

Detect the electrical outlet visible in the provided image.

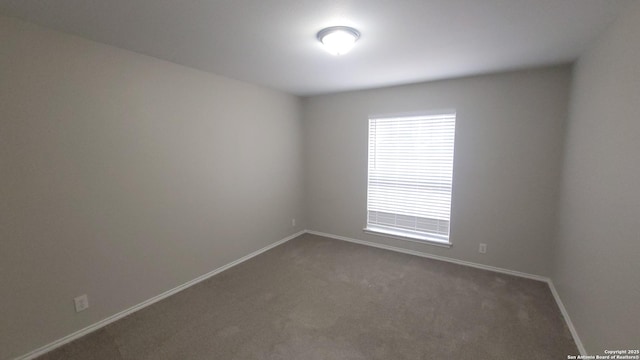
[479,243,487,254]
[292,218,296,227]
[74,294,89,313]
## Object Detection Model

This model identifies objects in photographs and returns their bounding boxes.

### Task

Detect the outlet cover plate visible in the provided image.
[479,243,487,254]
[74,294,89,312]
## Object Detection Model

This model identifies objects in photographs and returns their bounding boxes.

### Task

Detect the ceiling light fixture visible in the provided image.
[317,26,360,56]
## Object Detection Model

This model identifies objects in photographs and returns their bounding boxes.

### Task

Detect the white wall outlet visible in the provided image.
[479,243,487,254]
[292,218,296,227]
[74,294,89,313]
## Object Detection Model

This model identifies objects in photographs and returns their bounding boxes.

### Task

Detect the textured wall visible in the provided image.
[303,66,571,277]
[0,15,305,359]
[553,1,640,354]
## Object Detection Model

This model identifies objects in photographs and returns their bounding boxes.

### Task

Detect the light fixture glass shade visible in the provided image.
[317,26,360,55]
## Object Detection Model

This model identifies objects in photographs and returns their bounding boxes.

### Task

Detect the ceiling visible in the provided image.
[0,0,630,96]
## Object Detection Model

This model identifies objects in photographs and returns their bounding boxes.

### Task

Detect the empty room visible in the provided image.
[1,1,638,359]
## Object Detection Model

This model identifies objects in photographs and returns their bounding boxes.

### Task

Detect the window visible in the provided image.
[365,111,456,246]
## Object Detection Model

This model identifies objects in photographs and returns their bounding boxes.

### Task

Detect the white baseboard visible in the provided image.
[15,230,305,360]
[305,229,586,356]
[547,281,587,355]
[306,230,548,282]
[16,229,586,359]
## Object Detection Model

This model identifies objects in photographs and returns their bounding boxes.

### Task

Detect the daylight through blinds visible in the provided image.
[367,113,456,242]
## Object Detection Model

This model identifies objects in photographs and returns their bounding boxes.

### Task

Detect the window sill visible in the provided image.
[363,226,452,248]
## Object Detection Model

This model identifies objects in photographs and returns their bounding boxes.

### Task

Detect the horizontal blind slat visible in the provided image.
[367,112,456,240]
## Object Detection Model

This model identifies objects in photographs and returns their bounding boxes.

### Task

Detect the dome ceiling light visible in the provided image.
[317,26,360,56]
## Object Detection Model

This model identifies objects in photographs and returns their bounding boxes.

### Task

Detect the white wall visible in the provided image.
[303,66,571,277]
[0,15,305,359]
[553,1,640,354]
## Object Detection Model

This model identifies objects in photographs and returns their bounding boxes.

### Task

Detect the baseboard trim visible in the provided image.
[14,230,305,360]
[547,281,587,355]
[306,230,548,282]
[305,229,586,355]
[16,229,586,359]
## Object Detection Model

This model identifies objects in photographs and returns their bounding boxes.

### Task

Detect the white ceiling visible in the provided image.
[0,0,630,96]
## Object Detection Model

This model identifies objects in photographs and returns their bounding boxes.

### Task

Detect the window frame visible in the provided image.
[363,110,457,248]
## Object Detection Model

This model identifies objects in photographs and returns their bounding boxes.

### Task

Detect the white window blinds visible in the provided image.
[366,112,456,244]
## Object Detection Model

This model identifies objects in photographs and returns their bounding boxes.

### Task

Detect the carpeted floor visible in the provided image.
[37,234,578,359]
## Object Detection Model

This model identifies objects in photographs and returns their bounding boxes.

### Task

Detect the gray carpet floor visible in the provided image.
[37,234,578,360]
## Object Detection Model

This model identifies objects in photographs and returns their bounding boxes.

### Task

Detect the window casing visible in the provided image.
[365,111,456,246]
